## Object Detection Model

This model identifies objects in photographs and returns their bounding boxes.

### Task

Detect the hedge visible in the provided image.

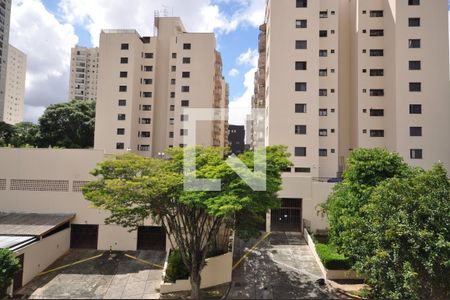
[164,250,189,283]
[315,243,352,270]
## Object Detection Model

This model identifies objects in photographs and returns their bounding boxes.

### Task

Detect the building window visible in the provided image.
[370,49,384,56]
[295,147,307,157]
[180,129,188,136]
[319,149,328,157]
[319,109,328,116]
[319,89,328,96]
[295,40,307,49]
[144,66,153,72]
[319,129,328,137]
[172,53,177,59]
[296,0,307,8]
[143,92,152,98]
[171,66,176,72]
[319,11,328,18]
[319,50,328,57]
[121,43,129,50]
[409,39,421,48]
[410,127,422,136]
[169,132,174,138]
[170,105,175,112]
[295,61,307,70]
[370,130,385,137]
[118,99,127,106]
[295,125,307,135]
[171,79,176,85]
[409,82,421,92]
[118,114,126,121]
[181,114,189,122]
[370,89,384,96]
[181,86,190,93]
[295,82,307,92]
[140,145,150,152]
[408,0,420,5]
[182,57,191,64]
[295,167,311,173]
[370,109,384,117]
[319,69,328,76]
[120,71,128,78]
[140,132,151,138]
[183,43,192,50]
[319,30,328,37]
[409,104,422,114]
[370,29,384,37]
[117,128,125,135]
[116,143,125,150]
[170,92,176,98]
[141,118,151,124]
[119,86,127,92]
[295,103,307,113]
[370,69,384,76]
[409,18,420,27]
[409,61,421,70]
[144,53,153,59]
[142,105,152,111]
[182,72,190,78]
[410,149,423,159]
[296,19,307,28]
[143,79,153,85]
[181,100,190,107]
[120,57,128,64]
[370,10,384,17]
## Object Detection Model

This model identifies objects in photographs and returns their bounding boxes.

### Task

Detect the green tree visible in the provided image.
[0,121,14,147]
[0,249,21,298]
[9,122,40,147]
[38,100,95,148]
[83,146,291,298]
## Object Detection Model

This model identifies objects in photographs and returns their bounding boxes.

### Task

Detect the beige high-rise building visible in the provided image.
[68,46,99,101]
[2,45,26,125]
[94,17,229,157]
[0,0,12,119]
[253,0,450,232]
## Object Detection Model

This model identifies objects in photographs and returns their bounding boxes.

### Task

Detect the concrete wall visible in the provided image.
[15,229,71,286]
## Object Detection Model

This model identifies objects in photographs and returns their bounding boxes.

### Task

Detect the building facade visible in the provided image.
[228,125,245,155]
[2,45,26,125]
[253,0,450,232]
[0,0,11,120]
[68,46,100,101]
[94,17,229,157]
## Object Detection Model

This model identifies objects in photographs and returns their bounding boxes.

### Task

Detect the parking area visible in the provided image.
[16,250,166,299]
[227,232,347,299]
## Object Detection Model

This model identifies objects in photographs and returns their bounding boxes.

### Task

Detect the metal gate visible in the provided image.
[70,224,99,249]
[271,198,302,232]
[137,226,166,251]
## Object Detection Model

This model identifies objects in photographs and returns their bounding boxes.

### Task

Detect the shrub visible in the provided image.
[164,250,189,283]
[315,243,352,270]
[0,249,21,298]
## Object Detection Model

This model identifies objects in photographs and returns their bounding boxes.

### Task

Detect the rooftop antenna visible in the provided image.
[154,10,160,35]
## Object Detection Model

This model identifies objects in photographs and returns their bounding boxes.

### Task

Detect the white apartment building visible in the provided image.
[94,17,229,157]
[68,46,99,101]
[0,0,11,119]
[254,0,450,232]
[2,45,26,124]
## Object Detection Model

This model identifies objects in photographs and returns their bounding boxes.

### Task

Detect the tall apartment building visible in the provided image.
[2,45,26,124]
[94,17,229,157]
[68,46,100,101]
[253,0,450,232]
[0,0,11,120]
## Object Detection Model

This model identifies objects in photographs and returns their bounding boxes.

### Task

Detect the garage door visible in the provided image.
[137,226,166,251]
[271,198,302,232]
[70,225,98,249]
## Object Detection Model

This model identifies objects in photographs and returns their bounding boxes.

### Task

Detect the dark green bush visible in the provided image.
[164,250,189,283]
[315,243,352,270]
[0,249,21,298]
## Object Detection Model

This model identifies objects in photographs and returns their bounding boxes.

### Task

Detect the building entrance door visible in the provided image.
[271,198,302,232]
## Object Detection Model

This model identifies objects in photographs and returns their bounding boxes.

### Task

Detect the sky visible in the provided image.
[8,0,450,125]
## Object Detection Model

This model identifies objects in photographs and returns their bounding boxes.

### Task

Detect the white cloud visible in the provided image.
[10,0,79,122]
[228,68,240,77]
[237,48,258,66]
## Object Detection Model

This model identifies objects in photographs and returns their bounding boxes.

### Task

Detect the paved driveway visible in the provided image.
[227,232,347,299]
[17,250,166,299]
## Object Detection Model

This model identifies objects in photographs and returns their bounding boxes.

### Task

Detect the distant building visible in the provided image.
[245,114,252,149]
[0,0,12,121]
[68,46,100,101]
[2,45,26,125]
[228,125,245,155]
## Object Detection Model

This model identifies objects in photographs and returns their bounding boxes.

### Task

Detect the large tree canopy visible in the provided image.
[83,146,291,298]
[0,121,14,146]
[9,122,40,148]
[325,148,450,299]
[38,100,95,148]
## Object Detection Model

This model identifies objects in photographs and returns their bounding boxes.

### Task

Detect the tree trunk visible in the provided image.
[190,267,202,299]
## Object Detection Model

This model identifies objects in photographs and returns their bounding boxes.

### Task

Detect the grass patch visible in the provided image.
[315,243,352,270]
